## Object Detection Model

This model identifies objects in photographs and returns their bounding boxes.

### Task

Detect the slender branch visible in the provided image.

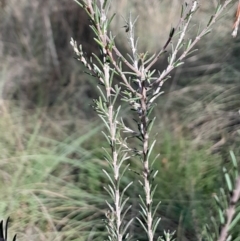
[106,49,141,96]
[154,0,233,87]
[218,177,240,241]
[145,28,174,72]
[145,0,196,72]
[100,3,123,241]
[140,76,154,241]
[110,41,142,76]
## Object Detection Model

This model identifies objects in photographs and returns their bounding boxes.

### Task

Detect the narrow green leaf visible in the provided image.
[152,170,159,180]
[113,105,121,122]
[103,0,108,9]
[185,48,198,57]
[121,204,132,222]
[122,218,134,236]
[119,164,131,185]
[230,151,238,179]
[105,200,114,211]
[94,2,100,24]
[151,153,160,167]
[103,169,115,188]
[143,53,156,65]
[218,207,225,225]
[104,186,115,200]
[180,4,184,18]
[207,16,214,27]
[118,153,130,167]
[72,0,83,7]
[151,183,158,199]
[223,167,233,192]
[89,25,99,36]
[139,210,147,223]
[174,61,184,67]
[215,4,222,14]
[126,53,134,63]
[94,38,105,48]
[202,29,212,37]
[139,204,147,217]
[139,195,147,210]
[120,197,130,213]
[102,147,112,160]
[138,180,143,187]
[92,53,104,67]
[152,217,161,236]
[97,86,107,102]
[147,104,155,118]
[107,13,116,29]
[220,188,228,210]
[152,200,161,219]
[136,218,148,234]
[99,116,110,131]
[120,181,132,205]
[147,140,156,160]
[211,216,219,239]
[147,117,156,133]
[229,212,240,231]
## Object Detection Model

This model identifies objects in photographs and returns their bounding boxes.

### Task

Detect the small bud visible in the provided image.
[190,1,198,13]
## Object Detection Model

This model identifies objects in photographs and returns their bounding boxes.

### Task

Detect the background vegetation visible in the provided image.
[0,0,240,240]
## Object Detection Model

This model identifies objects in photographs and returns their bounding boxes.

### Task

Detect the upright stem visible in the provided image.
[99,1,122,240]
[140,71,153,241]
[108,95,122,241]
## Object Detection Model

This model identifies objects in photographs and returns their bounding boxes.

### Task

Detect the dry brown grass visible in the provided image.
[0,0,238,155]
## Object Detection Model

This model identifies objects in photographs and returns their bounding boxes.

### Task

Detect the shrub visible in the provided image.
[70,1,240,241]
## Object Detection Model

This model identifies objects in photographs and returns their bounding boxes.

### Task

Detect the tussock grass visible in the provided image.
[0,99,224,240]
[0,100,107,240]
